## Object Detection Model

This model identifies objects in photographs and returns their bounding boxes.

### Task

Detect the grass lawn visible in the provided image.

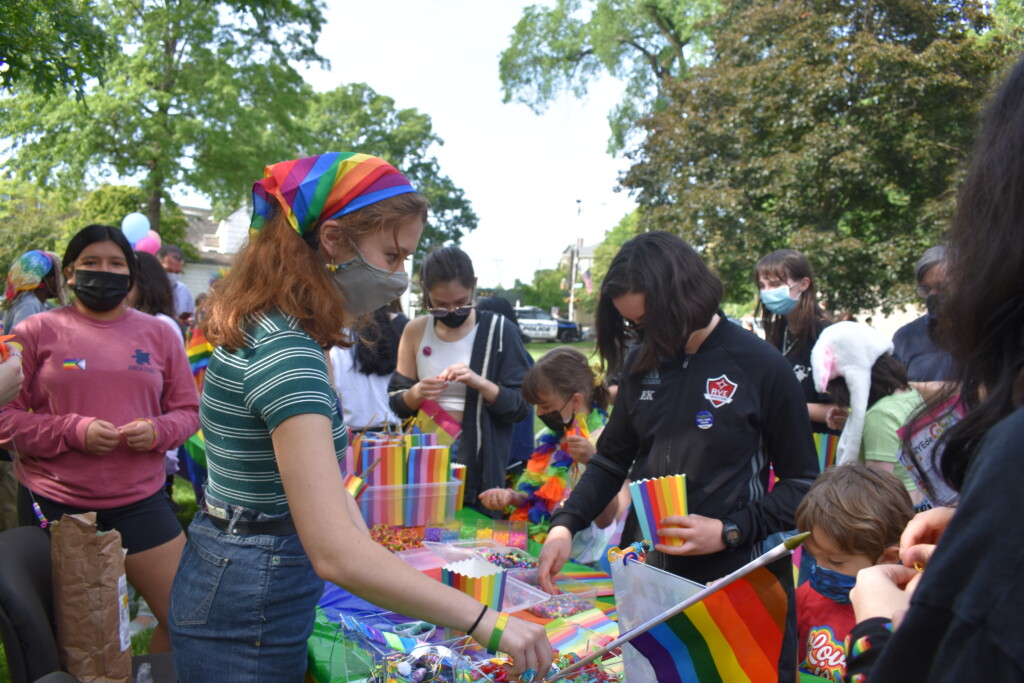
[0,479,199,682]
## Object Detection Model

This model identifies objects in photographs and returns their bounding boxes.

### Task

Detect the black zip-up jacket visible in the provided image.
[551,314,819,584]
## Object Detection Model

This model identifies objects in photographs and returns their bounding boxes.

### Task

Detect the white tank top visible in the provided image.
[417,319,478,414]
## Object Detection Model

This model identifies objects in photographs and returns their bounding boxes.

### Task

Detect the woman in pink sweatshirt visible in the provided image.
[2,224,200,653]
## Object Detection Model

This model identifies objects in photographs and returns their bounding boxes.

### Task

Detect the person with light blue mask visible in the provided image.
[794,465,914,682]
[755,249,840,439]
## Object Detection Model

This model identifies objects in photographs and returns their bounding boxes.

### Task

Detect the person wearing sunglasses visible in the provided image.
[388,246,532,514]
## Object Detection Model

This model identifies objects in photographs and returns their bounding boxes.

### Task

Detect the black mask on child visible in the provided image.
[537,397,573,435]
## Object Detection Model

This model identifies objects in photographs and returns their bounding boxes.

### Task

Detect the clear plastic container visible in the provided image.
[509,568,598,618]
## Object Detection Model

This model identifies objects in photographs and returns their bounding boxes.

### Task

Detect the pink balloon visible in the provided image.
[135,237,161,255]
[146,230,162,247]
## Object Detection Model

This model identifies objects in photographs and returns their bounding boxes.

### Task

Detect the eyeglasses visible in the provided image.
[915,284,944,298]
[429,305,473,318]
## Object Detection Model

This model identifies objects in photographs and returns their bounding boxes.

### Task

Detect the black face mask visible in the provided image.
[437,311,471,328]
[537,397,572,435]
[72,270,130,312]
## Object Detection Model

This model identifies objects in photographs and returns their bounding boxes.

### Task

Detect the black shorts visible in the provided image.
[18,486,183,554]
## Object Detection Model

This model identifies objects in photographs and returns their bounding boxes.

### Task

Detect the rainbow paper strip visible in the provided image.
[416,399,462,447]
[626,566,787,683]
[628,474,687,547]
[451,463,467,511]
[559,567,615,598]
[441,557,507,612]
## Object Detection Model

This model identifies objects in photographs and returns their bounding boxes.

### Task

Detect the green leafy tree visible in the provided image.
[300,84,478,259]
[515,266,572,315]
[0,0,113,97]
[0,180,74,278]
[625,0,1011,313]
[1,0,327,233]
[500,0,721,151]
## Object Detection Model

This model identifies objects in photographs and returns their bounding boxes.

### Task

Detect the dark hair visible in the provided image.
[63,224,137,288]
[596,231,723,374]
[475,296,519,329]
[156,244,185,261]
[796,465,914,560]
[418,246,477,306]
[754,249,831,354]
[131,251,177,320]
[522,346,612,412]
[927,57,1024,490]
[352,306,400,376]
[827,353,910,410]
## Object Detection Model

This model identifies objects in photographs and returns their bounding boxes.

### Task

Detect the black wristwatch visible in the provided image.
[721,518,741,551]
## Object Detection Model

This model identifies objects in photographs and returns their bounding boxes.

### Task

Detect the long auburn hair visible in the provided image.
[596,231,723,375]
[755,249,830,354]
[203,193,428,351]
[925,57,1024,490]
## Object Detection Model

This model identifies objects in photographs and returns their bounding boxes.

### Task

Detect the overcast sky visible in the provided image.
[299,0,638,288]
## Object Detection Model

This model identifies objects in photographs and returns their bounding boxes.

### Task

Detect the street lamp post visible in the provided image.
[569,199,581,322]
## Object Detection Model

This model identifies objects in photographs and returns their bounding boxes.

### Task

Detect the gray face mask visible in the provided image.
[330,244,409,315]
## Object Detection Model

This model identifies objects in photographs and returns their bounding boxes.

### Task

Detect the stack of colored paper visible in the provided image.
[628,474,687,547]
[441,557,507,611]
[451,464,467,510]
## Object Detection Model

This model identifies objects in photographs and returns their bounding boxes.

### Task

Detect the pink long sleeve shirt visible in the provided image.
[1,306,200,508]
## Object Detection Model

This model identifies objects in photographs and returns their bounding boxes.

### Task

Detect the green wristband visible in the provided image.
[488,611,510,653]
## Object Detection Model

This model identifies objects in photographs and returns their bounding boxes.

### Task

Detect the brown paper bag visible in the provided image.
[51,512,132,683]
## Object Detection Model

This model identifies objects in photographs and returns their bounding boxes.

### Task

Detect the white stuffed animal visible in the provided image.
[810,321,894,465]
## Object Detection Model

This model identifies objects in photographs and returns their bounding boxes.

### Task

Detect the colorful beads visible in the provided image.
[482,551,537,570]
[528,592,590,618]
[370,524,425,553]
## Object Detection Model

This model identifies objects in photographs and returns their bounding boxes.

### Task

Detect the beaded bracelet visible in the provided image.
[488,611,510,653]
[467,603,488,637]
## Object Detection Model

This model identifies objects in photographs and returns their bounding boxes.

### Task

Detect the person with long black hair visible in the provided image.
[846,57,1024,679]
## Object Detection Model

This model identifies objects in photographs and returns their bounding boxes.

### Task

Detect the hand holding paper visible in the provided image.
[656,514,727,556]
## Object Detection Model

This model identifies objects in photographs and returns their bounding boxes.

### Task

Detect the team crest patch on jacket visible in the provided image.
[704,374,737,408]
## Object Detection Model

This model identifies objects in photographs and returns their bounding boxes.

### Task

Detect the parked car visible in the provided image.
[514,306,581,342]
[513,306,559,342]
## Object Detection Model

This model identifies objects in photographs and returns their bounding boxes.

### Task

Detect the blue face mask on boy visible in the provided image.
[809,563,857,604]
[759,285,800,315]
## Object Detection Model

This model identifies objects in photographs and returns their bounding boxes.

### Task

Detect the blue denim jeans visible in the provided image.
[169,493,323,682]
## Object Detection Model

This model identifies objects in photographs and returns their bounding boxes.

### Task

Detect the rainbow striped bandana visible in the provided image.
[250,152,415,236]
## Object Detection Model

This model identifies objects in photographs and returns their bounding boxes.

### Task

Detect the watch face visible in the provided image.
[726,529,740,542]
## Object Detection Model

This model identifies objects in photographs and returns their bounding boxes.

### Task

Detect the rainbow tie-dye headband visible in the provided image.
[5,250,60,302]
[250,152,415,236]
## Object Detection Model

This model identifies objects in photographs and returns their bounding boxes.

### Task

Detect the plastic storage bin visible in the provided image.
[509,568,598,617]
[360,479,461,527]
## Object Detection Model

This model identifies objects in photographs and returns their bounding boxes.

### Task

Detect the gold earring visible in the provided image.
[326,262,339,273]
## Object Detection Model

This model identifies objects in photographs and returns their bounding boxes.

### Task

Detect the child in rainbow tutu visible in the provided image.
[479,347,627,564]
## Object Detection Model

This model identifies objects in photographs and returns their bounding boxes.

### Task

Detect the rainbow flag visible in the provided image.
[624,566,787,682]
[342,472,367,500]
[63,358,86,370]
[186,327,215,392]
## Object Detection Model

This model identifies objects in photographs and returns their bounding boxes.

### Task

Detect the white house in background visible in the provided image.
[178,205,247,298]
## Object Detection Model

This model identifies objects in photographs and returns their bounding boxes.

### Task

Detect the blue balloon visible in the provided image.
[121,212,150,245]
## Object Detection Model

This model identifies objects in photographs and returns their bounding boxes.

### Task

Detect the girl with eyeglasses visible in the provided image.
[389,246,532,513]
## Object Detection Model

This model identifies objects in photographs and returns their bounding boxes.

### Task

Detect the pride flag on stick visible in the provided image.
[543,533,808,683]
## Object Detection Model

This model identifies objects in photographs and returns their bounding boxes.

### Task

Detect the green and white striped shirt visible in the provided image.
[202,310,347,514]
